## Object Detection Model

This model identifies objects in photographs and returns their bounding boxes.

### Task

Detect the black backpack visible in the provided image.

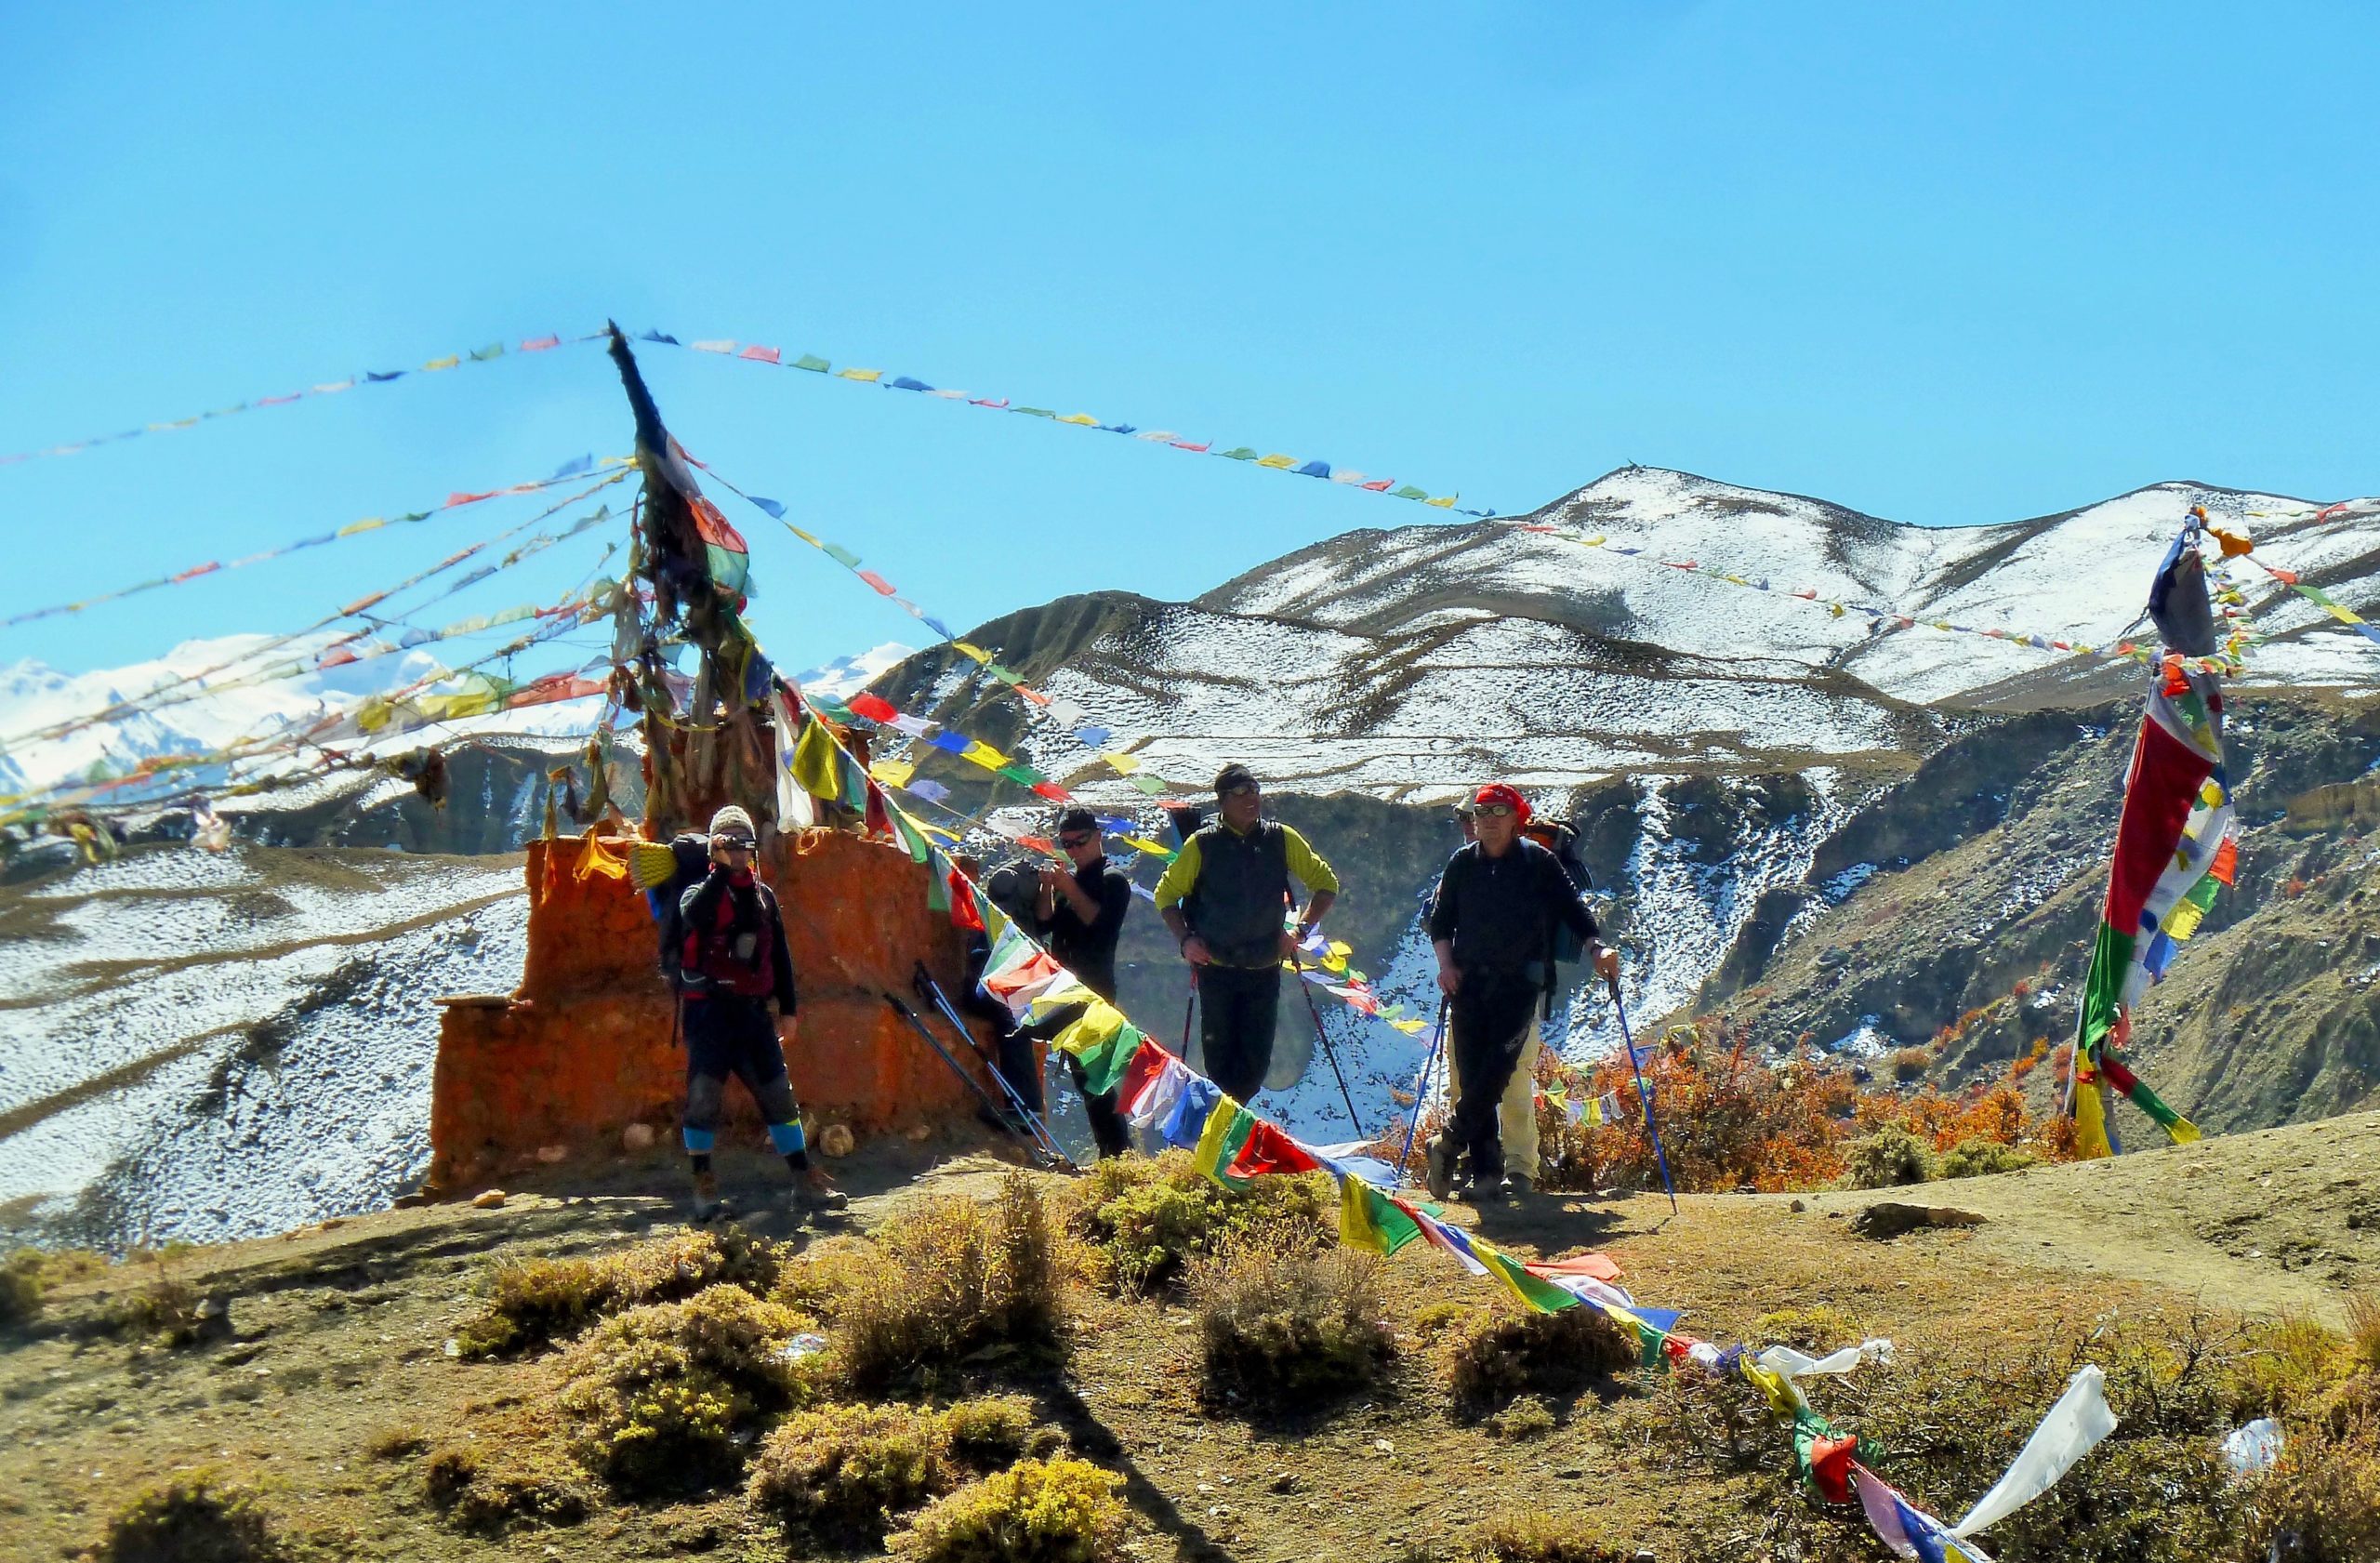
[1522,819,1595,964]
[651,832,713,993]
[984,859,1043,927]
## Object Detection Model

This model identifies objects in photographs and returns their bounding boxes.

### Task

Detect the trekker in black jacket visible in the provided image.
[1033,807,1136,1158]
[673,805,845,1220]
[1422,784,1619,1201]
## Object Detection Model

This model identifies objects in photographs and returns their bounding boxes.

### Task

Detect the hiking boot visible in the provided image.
[689,1171,725,1223]
[1501,1172,1535,1201]
[1423,1136,1456,1202]
[792,1172,849,1216]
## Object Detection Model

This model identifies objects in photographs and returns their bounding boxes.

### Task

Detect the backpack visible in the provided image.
[648,832,714,994]
[984,859,1043,927]
[1521,819,1594,964]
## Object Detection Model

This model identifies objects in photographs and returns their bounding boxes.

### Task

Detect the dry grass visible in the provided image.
[551,1283,818,1496]
[2241,1425,2380,1561]
[1440,1303,1637,1416]
[815,1172,1064,1392]
[420,1437,589,1533]
[2346,1290,2380,1375]
[454,1225,787,1358]
[887,1456,1128,1563]
[1064,1151,1334,1293]
[1187,1236,1394,1406]
[94,1473,285,1562]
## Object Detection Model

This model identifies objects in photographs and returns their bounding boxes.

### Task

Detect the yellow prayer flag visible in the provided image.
[788,524,825,549]
[953,642,993,664]
[1051,1000,1128,1058]
[1255,453,1297,470]
[838,367,883,382]
[1101,751,1141,775]
[1424,496,1457,509]
[960,740,1010,771]
[1057,413,1099,426]
[1119,836,1173,857]
[870,759,917,788]
[422,355,460,371]
[789,718,842,800]
[337,518,386,537]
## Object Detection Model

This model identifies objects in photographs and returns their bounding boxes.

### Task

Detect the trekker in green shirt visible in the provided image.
[1154,763,1339,1102]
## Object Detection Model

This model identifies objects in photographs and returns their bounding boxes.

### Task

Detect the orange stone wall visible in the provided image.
[429,828,1006,1189]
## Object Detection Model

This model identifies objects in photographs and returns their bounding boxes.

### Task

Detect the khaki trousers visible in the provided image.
[1448,1021,1540,1181]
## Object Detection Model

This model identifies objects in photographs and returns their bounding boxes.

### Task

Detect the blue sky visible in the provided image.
[3,3,2374,681]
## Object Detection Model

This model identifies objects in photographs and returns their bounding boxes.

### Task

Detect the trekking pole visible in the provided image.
[1609,974,1678,1215]
[1395,998,1450,1186]
[1179,968,1198,1056]
[1290,950,1367,1137]
[912,965,1077,1170]
[883,993,1072,1169]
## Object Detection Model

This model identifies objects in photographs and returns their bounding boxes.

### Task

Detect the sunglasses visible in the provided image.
[1474,803,1517,818]
[1058,834,1098,849]
[1222,782,1262,798]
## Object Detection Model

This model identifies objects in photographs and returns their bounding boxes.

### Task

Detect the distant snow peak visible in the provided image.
[797,641,915,698]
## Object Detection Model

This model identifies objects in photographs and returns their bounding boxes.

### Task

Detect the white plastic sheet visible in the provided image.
[1951,1364,2118,1537]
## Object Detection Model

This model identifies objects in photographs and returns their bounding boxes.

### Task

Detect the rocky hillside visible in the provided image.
[5,467,2376,1250]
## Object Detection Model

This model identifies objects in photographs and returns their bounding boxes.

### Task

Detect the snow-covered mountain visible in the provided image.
[797,641,916,699]
[6,466,2377,1250]
[877,469,2378,804]
[0,634,606,801]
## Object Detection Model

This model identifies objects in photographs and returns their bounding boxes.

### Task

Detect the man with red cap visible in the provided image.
[1422,783,1618,1201]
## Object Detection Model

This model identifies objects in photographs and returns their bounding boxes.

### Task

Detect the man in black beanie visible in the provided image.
[1153,764,1339,1102]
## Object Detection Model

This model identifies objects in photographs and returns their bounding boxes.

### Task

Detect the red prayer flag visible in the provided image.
[1030,781,1071,802]
[1115,1040,1171,1108]
[1227,1121,1323,1178]
[444,490,496,508]
[1360,479,1394,491]
[170,563,221,583]
[689,497,747,552]
[1521,1252,1623,1283]
[856,569,899,596]
[1170,441,1210,452]
[846,692,900,723]
[521,335,561,351]
[948,871,985,933]
[739,344,782,364]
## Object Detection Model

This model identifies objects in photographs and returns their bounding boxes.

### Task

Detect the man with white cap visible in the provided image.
[675,804,845,1218]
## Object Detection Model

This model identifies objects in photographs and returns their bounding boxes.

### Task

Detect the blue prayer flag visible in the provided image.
[1295,460,1331,478]
[747,496,787,519]
[1075,726,1111,747]
[925,731,972,756]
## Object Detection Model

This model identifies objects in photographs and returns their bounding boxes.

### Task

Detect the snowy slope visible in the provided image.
[0,633,607,801]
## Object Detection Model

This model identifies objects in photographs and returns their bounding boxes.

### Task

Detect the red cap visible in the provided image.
[1471,783,1530,823]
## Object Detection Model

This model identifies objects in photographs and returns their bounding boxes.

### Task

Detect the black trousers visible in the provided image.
[682,997,800,1134]
[1066,1053,1133,1159]
[1442,969,1541,1184]
[1197,963,1281,1104]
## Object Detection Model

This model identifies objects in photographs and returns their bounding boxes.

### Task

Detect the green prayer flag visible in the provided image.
[1340,1179,1423,1256]
[792,354,830,373]
[1015,407,1056,418]
[469,343,505,361]
[823,543,863,569]
[998,764,1048,787]
[1077,1024,1144,1097]
[1393,484,1430,500]
[1217,447,1258,461]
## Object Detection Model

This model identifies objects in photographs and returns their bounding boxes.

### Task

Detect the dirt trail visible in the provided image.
[1747,1110,2380,1328]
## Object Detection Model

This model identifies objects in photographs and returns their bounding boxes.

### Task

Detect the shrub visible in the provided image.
[456,1225,787,1358]
[1441,1304,1636,1415]
[1484,1394,1557,1440]
[2347,1291,2380,1377]
[940,1395,1055,1468]
[1187,1237,1393,1405]
[1064,1151,1332,1292]
[0,1249,44,1329]
[2232,1316,2348,1421]
[825,1173,1064,1391]
[552,1283,816,1496]
[1937,1137,2040,1180]
[2241,1426,2380,1561]
[1461,1510,1633,1562]
[1891,1047,1931,1083]
[889,1457,1128,1563]
[1633,1307,2267,1560]
[749,1403,952,1542]
[106,1273,215,1346]
[1408,1301,1471,1342]
[96,1473,284,1563]
[1843,1123,1934,1189]
[422,1440,589,1532]
[1751,1305,1862,1353]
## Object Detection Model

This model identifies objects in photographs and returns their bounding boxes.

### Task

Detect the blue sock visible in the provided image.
[682,1126,716,1155]
[766,1120,806,1157]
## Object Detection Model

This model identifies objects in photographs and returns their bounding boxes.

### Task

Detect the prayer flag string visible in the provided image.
[0,333,601,469]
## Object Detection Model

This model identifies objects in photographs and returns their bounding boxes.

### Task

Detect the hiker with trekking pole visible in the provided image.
[1422,784,1618,1204]
[1153,763,1341,1105]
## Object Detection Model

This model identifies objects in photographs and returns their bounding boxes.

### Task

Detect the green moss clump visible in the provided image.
[889,1457,1128,1563]
[1064,1151,1331,1293]
[1189,1238,1394,1405]
[456,1225,789,1358]
[96,1473,284,1562]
